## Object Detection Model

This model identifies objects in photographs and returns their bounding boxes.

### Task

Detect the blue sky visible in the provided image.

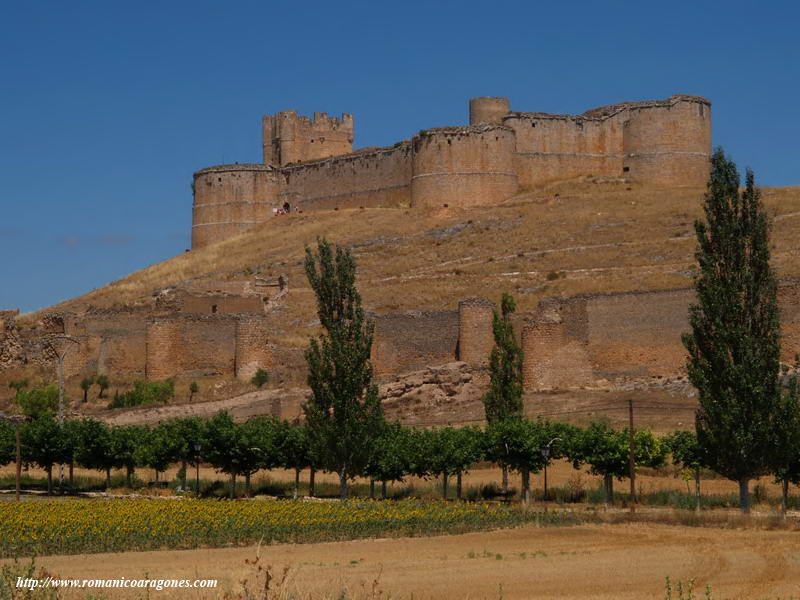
[1,0,798,313]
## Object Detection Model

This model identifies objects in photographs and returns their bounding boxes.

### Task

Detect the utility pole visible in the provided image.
[45,335,79,491]
[628,398,636,513]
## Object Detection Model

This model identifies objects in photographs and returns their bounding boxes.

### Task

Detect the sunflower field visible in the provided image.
[0,498,576,557]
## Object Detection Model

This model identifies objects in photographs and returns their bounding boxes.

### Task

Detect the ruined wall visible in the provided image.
[263,110,353,166]
[179,294,263,315]
[0,310,23,371]
[146,315,237,380]
[524,281,800,390]
[457,298,495,368]
[411,126,518,209]
[192,164,282,248]
[234,316,274,381]
[280,143,412,211]
[371,311,460,377]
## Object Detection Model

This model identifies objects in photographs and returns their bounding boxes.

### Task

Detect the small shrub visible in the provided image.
[250,369,269,388]
[107,379,175,409]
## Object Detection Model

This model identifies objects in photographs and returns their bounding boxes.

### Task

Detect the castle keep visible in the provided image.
[192,94,712,248]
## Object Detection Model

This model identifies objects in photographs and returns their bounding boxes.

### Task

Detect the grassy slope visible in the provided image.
[33,180,800,349]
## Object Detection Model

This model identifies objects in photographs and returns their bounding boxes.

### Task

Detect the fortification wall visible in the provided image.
[80,308,149,377]
[235,316,274,381]
[281,143,412,211]
[457,298,495,368]
[469,97,510,126]
[146,315,237,380]
[192,164,282,248]
[371,311,459,377]
[523,281,800,390]
[411,126,518,208]
[505,113,624,186]
[180,294,263,315]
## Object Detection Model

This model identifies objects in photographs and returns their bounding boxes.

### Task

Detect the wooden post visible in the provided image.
[628,398,636,512]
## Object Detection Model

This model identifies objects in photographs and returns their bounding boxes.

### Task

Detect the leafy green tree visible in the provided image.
[112,425,147,488]
[770,361,800,516]
[17,385,60,419]
[21,416,68,495]
[165,417,205,490]
[570,421,667,505]
[415,427,484,499]
[79,377,95,403]
[682,149,784,514]
[95,375,110,399]
[136,422,182,484]
[280,423,313,499]
[240,417,285,496]
[303,238,384,499]
[664,430,706,512]
[481,292,524,493]
[365,422,416,499]
[74,419,117,488]
[0,421,15,466]
[250,369,269,389]
[485,419,554,503]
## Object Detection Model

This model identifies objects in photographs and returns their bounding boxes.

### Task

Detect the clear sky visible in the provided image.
[1,0,797,313]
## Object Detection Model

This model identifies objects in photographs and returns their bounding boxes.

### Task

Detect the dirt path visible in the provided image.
[20,522,800,599]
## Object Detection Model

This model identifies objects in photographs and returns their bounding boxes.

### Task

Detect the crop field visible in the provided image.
[0,498,575,557]
[6,520,799,599]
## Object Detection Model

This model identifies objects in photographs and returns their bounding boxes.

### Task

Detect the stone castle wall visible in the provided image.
[522,281,800,390]
[191,94,712,248]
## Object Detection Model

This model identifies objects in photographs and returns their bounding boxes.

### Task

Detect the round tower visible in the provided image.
[411,126,518,209]
[469,97,510,125]
[192,164,282,249]
[458,298,496,368]
[622,95,711,187]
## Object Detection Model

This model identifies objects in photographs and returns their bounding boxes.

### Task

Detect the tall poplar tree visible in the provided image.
[481,292,524,493]
[682,147,782,514]
[303,238,383,500]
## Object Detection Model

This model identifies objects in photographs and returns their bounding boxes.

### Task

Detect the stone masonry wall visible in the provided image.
[371,311,460,377]
[457,298,495,368]
[523,281,800,390]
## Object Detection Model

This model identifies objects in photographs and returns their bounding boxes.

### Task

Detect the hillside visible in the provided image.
[35,178,800,349]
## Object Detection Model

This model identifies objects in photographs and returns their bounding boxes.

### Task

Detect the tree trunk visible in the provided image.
[294,468,301,499]
[126,466,133,488]
[442,474,449,500]
[739,478,750,514]
[456,472,463,501]
[604,474,613,506]
[381,480,388,499]
[369,479,375,499]
[245,472,252,498]
[309,468,316,498]
[694,466,701,513]
[180,461,187,490]
[781,478,789,519]
[521,467,530,504]
[69,461,74,491]
[502,466,509,496]
[154,469,159,484]
[230,473,236,499]
[46,465,53,496]
[105,467,111,489]
[339,472,348,500]
[83,389,88,403]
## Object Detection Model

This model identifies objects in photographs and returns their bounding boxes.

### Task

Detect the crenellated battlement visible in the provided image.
[192,94,712,248]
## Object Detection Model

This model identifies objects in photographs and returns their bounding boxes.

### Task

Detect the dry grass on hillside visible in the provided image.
[36,180,800,349]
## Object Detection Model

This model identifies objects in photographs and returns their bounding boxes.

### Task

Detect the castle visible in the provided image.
[192,95,712,248]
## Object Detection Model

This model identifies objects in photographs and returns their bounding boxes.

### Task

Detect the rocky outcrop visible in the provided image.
[379,361,488,424]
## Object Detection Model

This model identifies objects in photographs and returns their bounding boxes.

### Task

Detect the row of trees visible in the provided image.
[1,409,704,504]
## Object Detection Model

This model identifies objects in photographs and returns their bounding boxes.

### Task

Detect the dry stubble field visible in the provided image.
[23,521,800,599]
